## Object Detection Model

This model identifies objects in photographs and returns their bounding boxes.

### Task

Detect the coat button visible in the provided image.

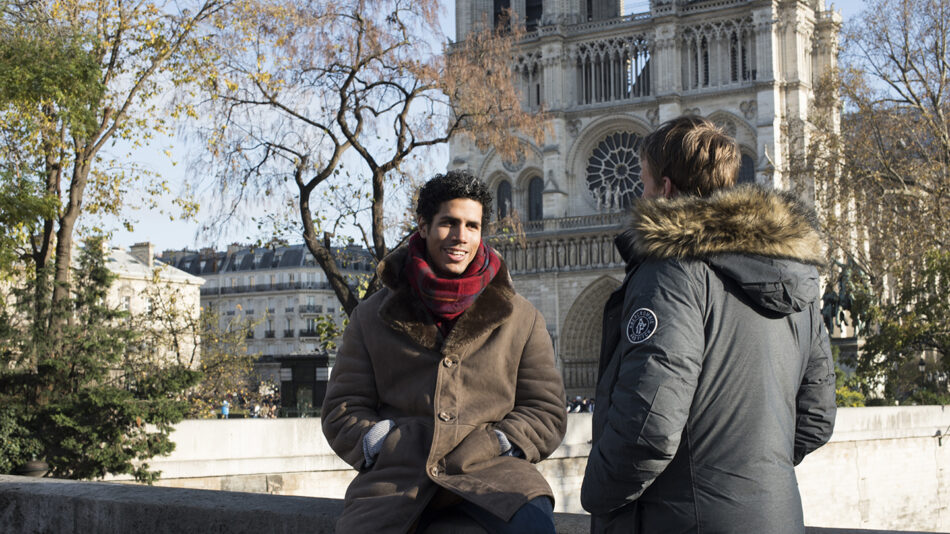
[438,411,455,422]
[442,356,457,368]
[430,465,441,477]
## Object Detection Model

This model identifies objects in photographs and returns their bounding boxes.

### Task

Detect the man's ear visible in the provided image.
[417,216,429,238]
[662,176,676,199]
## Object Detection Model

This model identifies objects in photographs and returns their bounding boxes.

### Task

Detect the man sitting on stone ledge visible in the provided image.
[322,171,567,534]
[581,116,837,533]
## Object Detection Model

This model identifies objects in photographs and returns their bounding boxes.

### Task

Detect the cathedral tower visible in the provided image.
[450,0,840,397]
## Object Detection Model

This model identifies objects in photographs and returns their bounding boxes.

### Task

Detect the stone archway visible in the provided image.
[560,275,621,398]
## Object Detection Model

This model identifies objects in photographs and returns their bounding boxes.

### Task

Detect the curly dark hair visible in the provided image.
[416,170,493,227]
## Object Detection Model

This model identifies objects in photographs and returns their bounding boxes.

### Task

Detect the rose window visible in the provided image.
[586,131,644,209]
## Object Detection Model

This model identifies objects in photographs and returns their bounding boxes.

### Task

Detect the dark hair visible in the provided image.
[416,170,493,227]
[640,115,740,197]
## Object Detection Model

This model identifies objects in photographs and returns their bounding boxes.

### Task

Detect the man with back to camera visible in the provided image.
[322,170,567,533]
[581,116,837,533]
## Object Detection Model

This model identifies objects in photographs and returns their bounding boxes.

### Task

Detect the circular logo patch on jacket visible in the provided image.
[626,308,657,344]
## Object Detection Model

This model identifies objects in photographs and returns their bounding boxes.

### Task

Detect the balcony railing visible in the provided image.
[283,329,295,338]
[285,307,295,313]
[487,212,627,237]
[298,305,323,314]
[299,329,319,338]
[202,281,334,296]
[264,330,276,338]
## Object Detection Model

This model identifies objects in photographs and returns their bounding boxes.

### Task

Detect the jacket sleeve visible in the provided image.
[793,305,837,465]
[581,260,705,515]
[494,307,568,463]
[321,303,382,470]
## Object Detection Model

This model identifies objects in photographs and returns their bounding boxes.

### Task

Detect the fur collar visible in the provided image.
[376,245,516,353]
[625,184,825,265]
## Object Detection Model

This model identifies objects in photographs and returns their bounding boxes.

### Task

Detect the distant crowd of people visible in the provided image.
[220,391,281,419]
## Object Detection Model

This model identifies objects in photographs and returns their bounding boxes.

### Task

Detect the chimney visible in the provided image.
[130,242,154,269]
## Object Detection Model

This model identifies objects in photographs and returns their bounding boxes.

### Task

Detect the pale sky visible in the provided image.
[105,0,868,255]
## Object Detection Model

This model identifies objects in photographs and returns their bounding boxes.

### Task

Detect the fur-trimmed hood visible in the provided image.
[617,185,825,315]
[622,184,824,265]
[374,244,516,353]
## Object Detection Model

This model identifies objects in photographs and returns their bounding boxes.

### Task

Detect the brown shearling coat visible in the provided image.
[321,246,568,533]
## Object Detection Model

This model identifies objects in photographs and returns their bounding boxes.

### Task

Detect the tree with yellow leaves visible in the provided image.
[189,0,546,314]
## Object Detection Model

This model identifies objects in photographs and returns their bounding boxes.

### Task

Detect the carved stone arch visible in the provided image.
[475,138,543,182]
[566,115,651,180]
[560,275,622,397]
[517,168,545,221]
[567,115,653,212]
[707,110,756,150]
[486,170,509,188]
[486,171,513,220]
[515,166,544,189]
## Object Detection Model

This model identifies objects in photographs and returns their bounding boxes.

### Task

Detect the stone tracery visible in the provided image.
[586,131,644,210]
[570,35,652,105]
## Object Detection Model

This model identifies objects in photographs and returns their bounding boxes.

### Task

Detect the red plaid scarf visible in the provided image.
[404,232,501,333]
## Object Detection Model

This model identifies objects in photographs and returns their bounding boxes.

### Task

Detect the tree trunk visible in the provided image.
[299,185,361,316]
[50,149,92,328]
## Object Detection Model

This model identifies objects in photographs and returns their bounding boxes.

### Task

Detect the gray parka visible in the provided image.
[581,185,837,533]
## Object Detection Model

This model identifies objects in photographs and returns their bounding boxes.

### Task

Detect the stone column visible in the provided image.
[752,5,782,188]
[653,21,682,122]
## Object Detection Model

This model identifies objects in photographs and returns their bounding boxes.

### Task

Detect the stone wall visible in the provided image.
[4,475,930,534]
[101,407,950,532]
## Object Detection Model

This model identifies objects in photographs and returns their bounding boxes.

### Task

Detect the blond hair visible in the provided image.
[640,116,740,197]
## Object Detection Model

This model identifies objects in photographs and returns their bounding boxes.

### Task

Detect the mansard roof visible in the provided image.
[162,244,374,276]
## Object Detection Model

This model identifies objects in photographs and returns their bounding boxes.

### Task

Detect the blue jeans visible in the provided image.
[416,495,555,534]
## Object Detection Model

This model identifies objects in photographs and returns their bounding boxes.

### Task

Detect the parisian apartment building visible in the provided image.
[163,243,374,414]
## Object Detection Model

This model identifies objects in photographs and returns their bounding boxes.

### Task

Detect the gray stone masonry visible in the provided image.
[1,475,945,534]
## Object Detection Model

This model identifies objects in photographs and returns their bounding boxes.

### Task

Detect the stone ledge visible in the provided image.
[0,475,942,534]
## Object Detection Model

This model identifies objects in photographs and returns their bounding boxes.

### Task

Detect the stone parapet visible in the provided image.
[0,475,941,534]
[15,407,950,532]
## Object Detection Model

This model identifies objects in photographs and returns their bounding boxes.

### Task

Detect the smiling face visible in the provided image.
[417,198,484,278]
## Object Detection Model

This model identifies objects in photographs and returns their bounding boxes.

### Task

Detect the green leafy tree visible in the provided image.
[185,310,264,419]
[0,0,227,335]
[842,250,950,404]
[798,0,950,403]
[0,237,201,481]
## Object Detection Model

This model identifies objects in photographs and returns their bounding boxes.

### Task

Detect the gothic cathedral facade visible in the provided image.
[449,0,840,398]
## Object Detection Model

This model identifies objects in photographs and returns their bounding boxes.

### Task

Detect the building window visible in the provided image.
[576,39,650,105]
[497,180,512,220]
[527,177,543,221]
[493,0,510,29]
[586,131,644,210]
[525,0,542,31]
[738,153,756,184]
